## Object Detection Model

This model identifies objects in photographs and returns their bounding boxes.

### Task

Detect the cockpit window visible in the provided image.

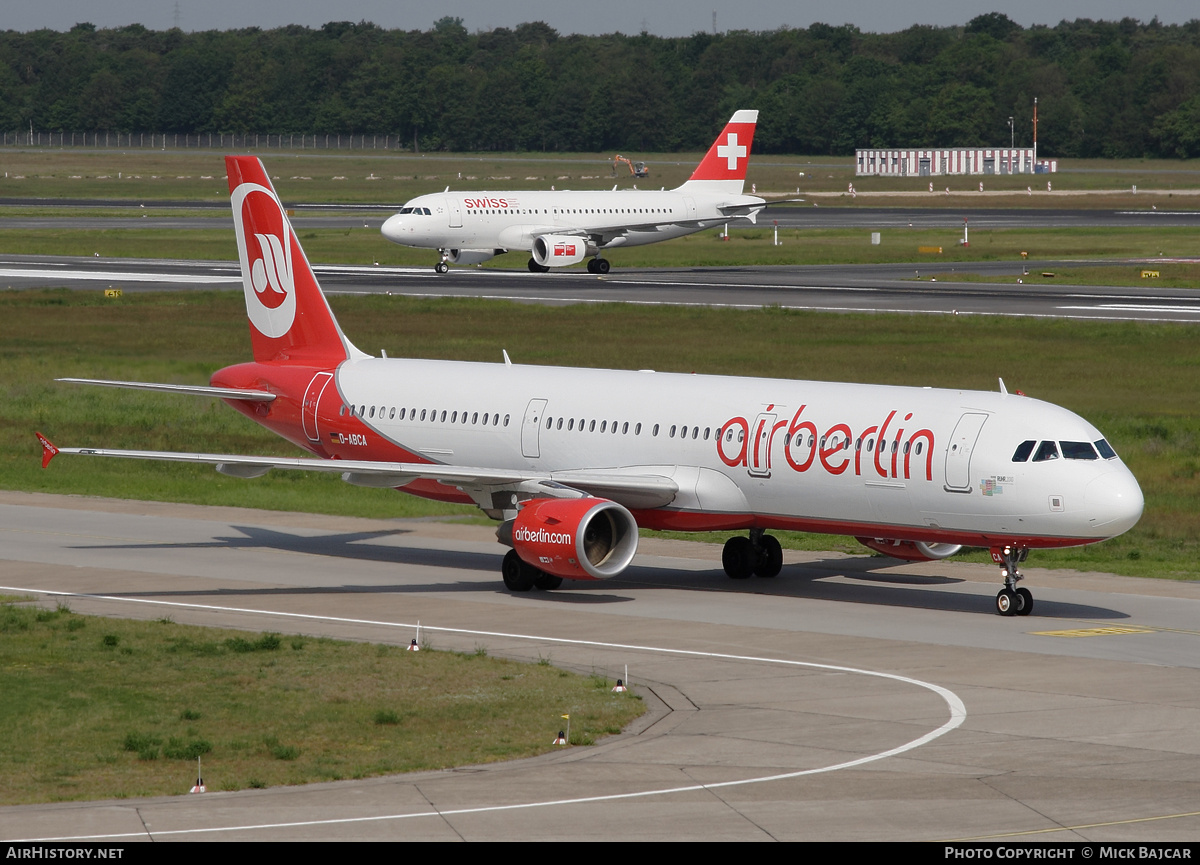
[1060,441,1099,460]
[398,207,413,215]
[1012,440,1036,462]
[1095,439,1118,459]
[1032,441,1059,462]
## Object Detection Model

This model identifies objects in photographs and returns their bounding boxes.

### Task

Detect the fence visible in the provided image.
[2,132,407,151]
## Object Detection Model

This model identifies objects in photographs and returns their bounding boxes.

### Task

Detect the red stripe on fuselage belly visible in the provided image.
[630,508,1094,550]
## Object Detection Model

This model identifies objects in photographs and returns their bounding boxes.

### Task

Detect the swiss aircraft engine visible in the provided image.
[448,248,505,265]
[856,537,963,561]
[532,234,592,267]
[512,497,638,580]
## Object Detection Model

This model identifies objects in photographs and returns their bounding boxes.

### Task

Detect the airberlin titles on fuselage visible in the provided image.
[718,406,934,482]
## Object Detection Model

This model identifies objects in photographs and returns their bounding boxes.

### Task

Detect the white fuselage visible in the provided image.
[380,187,765,255]
[328,357,1143,547]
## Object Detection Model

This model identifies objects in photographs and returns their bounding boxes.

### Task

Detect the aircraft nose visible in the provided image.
[381,213,405,242]
[1085,470,1144,537]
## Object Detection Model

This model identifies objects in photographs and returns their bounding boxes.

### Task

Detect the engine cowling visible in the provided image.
[856,537,964,562]
[448,248,504,265]
[512,497,638,580]
[532,234,591,267]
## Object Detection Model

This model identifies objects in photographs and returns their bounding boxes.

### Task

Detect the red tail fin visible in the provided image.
[681,110,758,193]
[226,157,361,366]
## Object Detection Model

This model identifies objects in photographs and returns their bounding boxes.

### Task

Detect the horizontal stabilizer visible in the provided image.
[57,378,276,402]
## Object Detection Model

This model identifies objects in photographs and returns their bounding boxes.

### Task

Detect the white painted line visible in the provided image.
[2,584,967,842]
[0,268,239,284]
[1059,304,1200,314]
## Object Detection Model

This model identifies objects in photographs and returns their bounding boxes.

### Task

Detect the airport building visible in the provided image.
[854,147,1056,177]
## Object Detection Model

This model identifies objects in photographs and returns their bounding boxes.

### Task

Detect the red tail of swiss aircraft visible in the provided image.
[679,109,758,194]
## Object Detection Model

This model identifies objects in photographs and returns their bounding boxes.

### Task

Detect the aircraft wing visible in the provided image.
[35,436,679,510]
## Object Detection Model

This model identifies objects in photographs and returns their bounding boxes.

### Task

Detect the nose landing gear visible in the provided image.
[435,250,449,274]
[992,545,1033,616]
[722,529,783,579]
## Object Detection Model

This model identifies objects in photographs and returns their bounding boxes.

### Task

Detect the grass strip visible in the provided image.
[0,599,642,804]
[0,225,1198,276]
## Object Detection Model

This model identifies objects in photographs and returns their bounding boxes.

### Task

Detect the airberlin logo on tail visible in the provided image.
[231,181,297,339]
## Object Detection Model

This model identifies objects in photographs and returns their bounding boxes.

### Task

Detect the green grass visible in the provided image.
[1,224,1197,277]
[0,600,643,804]
[929,263,1200,290]
[1,147,1198,206]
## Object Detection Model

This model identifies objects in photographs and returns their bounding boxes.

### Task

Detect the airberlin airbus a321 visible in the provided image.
[381,110,766,274]
[38,157,1143,616]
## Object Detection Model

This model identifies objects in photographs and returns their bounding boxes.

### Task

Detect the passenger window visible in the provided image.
[471,412,477,424]
[623,422,629,434]
[1012,440,1035,462]
[1061,441,1099,460]
[1095,439,1117,459]
[339,405,345,416]
[1032,441,1059,462]
[557,418,563,430]
[653,424,660,437]
[669,425,676,438]
[504,414,510,427]
[389,407,395,420]
[420,409,427,421]
[589,420,595,432]
[600,420,607,433]
[692,427,699,440]
[635,423,642,435]
[568,418,574,431]
[451,411,457,423]
[545,417,552,429]
[915,442,923,455]
[440,411,447,422]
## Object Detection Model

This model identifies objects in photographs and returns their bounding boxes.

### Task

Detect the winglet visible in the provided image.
[36,432,59,468]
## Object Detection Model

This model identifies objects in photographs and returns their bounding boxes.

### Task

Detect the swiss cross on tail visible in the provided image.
[688,109,758,184]
[225,156,356,366]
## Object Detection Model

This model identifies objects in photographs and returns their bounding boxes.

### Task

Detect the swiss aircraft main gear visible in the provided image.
[993,544,1033,617]
[586,258,611,274]
[722,529,783,579]
[528,258,550,273]
[501,549,563,592]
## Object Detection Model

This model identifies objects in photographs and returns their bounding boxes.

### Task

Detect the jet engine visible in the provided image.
[509,497,638,580]
[448,248,505,265]
[531,234,592,267]
[856,537,964,561]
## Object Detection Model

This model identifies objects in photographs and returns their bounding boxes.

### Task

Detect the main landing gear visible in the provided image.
[722,529,783,580]
[993,545,1033,617]
[527,257,550,273]
[502,549,563,592]
[586,257,611,274]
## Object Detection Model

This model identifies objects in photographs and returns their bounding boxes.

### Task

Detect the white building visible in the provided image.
[855,147,1056,177]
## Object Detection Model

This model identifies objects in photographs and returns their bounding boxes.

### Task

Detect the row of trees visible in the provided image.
[2,14,1199,157]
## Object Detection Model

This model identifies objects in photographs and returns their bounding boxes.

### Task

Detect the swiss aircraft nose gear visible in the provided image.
[722,530,783,579]
[435,250,449,274]
[993,545,1033,616]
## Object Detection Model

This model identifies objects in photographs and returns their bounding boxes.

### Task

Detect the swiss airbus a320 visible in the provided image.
[39,156,1143,616]
[381,110,766,274]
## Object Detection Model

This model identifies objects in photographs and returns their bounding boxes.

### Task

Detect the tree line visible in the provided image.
[1,13,1198,158]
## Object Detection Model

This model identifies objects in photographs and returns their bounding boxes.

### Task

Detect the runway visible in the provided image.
[3,251,1199,323]
[2,491,1200,842]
